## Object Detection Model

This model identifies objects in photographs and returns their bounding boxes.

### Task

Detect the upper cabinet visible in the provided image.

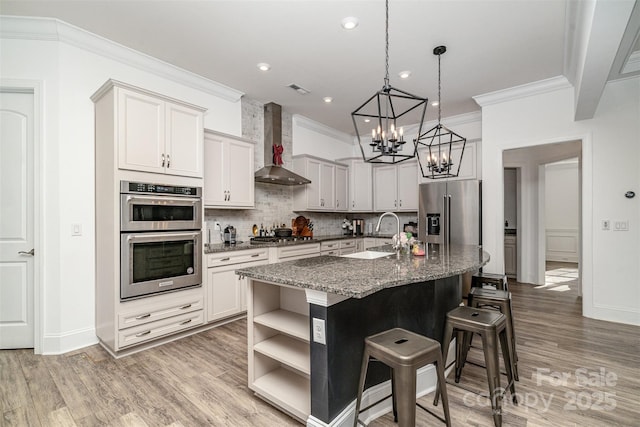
[373,161,418,212]
[92,80,205,178]
[203,130,255,208]
[337,158,372,212]
[292,155,348,212]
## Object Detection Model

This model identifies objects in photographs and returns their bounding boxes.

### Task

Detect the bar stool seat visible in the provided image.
[354,328,451,427]
[468,287,519,380]
[437,306,516,427]
[472,272,509,291]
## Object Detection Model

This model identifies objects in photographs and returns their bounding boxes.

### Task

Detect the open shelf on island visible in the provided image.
[254,309,309,342]
[253,367,310,422]
[254,334,310,376]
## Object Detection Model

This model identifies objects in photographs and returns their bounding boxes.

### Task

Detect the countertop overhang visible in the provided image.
[236,244,489,299]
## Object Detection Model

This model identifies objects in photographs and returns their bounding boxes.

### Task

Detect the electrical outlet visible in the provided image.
[602,220,610,231]
[312,318,326,345]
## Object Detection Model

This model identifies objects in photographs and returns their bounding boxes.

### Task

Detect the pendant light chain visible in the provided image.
[384,0,390,89]
[437,50,442,123]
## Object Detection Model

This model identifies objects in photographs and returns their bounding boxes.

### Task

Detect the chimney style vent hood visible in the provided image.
[254,103,311,186]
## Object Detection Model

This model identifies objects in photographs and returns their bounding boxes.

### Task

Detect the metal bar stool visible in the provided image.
[436,306,516,427]
[471,272,509,291]
[468,287,519,381]
[354,328,451,427]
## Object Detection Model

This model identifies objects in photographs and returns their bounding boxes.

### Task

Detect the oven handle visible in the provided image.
[125,231,201,242]
[124,194,201,205]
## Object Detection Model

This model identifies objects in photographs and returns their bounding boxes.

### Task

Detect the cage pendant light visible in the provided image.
[351,0,428,164]
[415,46,466,179]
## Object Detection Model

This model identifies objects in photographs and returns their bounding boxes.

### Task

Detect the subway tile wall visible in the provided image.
[204,97,418,242]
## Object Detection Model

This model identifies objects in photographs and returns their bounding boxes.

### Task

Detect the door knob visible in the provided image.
[18,248,35,256]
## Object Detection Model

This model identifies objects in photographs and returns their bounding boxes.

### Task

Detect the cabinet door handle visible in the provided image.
[394,200,397,207]
[136,330,151,337]
[352,201,355,208]
[180,304,192,310]
[336,200,339,207]
[161,153,165,167]
[251,253,260,257]
[166,154,171,168]
[228,191,231,201]
[180,319,192,326]
[399,199,402,207]
[135,313,151,320]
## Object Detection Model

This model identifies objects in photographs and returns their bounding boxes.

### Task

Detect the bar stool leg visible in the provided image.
[434,321,454,406]
[481,332,503,427]
[394,365,417,427]
[506,298,519,381]
[499,328,517,404]
[434,351,452,427]
[353,348,370,427]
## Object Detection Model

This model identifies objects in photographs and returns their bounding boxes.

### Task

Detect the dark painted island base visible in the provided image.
[309,275,461,424]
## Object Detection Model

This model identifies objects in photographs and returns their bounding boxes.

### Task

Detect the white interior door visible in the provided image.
[0,89,35,349]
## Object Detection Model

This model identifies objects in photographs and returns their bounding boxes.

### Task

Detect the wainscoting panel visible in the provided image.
[546,228,579,262]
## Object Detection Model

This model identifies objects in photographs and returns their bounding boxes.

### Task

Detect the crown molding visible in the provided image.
[0,16,244,102]
[292,114,353,144]
[473,75,572,107]
[402,110,482,140]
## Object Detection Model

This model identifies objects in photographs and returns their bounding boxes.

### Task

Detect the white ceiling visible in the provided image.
[2,0,639,135]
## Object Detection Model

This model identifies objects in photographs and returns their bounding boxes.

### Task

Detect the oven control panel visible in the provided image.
[121,181,201,197]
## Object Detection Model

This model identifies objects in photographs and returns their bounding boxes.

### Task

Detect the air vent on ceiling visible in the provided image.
[287,83,311,95]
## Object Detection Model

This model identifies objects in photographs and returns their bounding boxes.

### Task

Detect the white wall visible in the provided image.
[292,115,354,161]
[1,17,244,353]
[481,76,640,326]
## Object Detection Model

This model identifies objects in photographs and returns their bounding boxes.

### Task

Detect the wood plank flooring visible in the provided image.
[2,274,639,426]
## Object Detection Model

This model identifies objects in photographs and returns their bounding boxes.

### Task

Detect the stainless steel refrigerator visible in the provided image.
[418,180,482,247]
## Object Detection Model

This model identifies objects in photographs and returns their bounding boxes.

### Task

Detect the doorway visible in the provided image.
[503,141,582,300]
[0,85,38,349]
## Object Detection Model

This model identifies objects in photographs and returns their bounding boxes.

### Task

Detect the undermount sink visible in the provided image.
[342,251,393,260]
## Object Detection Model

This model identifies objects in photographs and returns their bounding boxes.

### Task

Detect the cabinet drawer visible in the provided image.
[320,241,340,251]
[321,250,339,256]
[118,310,204,348]
[207,248,269,267]
[118,292,204,329]
[277,243,320,261]
[340,240,356,249]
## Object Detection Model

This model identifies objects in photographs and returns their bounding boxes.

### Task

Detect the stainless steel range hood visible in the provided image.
[254,103,311,185]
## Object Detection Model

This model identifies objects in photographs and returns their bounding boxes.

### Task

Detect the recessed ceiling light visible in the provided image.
[364,118,371,123]
[341,17,359,30]
[398,70,411,79]
[432,101,439,106]
[257,63,271,71]
[323,97,333,103]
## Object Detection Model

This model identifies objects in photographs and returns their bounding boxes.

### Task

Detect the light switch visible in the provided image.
[72,223,82,236]
[614,221,629,231]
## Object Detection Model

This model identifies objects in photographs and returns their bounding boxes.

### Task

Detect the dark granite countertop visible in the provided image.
[204,234,393,254]
[236,244,489,299]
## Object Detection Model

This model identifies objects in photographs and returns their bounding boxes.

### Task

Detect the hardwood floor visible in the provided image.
[2,278,639,426]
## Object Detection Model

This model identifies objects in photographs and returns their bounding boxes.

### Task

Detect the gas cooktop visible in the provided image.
[250,236,315,244]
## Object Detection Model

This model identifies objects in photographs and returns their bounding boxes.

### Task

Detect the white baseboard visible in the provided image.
[42,327,98,355]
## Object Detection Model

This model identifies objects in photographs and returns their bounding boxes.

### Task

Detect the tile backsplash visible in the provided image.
[204,97,418,242]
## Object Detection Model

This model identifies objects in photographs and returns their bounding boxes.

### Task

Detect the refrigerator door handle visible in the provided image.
[442,194,448,245]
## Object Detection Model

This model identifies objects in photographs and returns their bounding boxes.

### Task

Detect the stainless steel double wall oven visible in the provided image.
[120,181,202,300]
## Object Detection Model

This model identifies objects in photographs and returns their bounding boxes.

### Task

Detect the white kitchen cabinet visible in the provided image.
[373,161,418,212]
[206,248,268,322]
[337,158,373,212]
[418,141,477,183]
[275,243,321,261]
[504,235,517,278]
[293,155,347,212]
[203,130,255,208]
[93,80,205,178]
[335,164,348,212]
[248,280,310,422]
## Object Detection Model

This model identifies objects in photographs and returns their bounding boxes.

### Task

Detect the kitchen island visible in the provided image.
[236,244,489,426]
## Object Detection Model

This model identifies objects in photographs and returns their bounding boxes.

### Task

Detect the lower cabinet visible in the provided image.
[504,235,517,278]
[248,279,310,422]
[115,287,205,350]
[207,248,269,322]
